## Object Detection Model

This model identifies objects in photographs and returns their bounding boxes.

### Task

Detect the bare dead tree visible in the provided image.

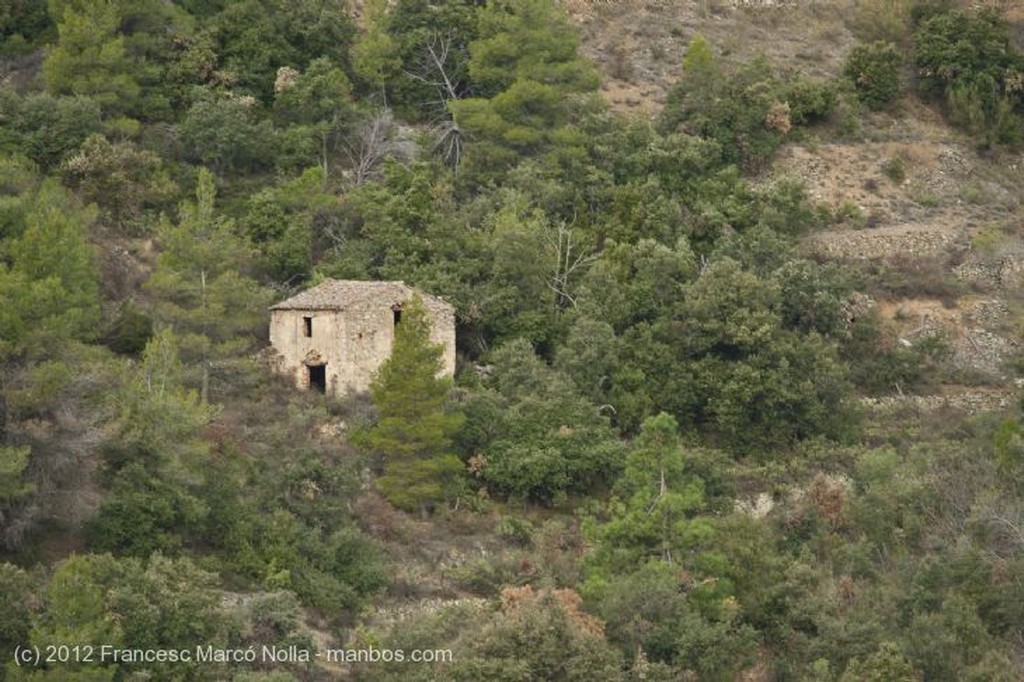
[405,31,463,108]
[340,109,396,186]
[973,491,1024,558]
[986,510,1024,553]
[545,221,597,310]
[432,119,463,171]
[403,30,469,171]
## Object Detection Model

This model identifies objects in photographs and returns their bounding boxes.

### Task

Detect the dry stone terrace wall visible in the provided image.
[861,389,1017,414]
[809,221,965,261]
[769,135,1024,408]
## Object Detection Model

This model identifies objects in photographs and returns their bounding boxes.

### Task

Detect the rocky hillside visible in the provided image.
[574,0,1024,414]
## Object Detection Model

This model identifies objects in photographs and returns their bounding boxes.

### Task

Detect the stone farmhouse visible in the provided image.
[268,279,456,396]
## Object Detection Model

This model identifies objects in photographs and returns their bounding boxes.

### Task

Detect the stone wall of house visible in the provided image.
[269,296,456,397]
[422,299,457,381]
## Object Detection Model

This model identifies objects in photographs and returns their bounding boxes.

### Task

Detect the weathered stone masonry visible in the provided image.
[269,280,456,396]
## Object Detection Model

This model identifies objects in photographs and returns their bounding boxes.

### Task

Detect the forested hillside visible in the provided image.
[2,0,1024,679]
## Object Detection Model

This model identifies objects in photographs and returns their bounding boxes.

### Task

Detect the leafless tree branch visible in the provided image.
[340,109,396,186]
[402,30,469,171]
[544,222,597,309]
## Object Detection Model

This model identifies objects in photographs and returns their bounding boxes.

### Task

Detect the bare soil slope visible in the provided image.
[567,0,859,117]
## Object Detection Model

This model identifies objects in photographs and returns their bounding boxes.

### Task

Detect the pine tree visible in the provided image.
[350,0,401,103]
[365,296,463,518]
[0,179,101,359]
[43,0,141,116]
[590,413,709,573]
[145,168,269,402]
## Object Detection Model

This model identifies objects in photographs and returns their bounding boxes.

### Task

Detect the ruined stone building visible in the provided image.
[269,279,456,396]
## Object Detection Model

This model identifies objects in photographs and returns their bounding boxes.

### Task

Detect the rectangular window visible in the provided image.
[303,316,312,337]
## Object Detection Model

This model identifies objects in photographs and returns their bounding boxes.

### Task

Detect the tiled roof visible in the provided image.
[270,279,450,311]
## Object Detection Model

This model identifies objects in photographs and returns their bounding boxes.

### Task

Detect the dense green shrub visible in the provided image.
[178,91,277,173]
[102,303,154,356]
[841,313,949,394]
[0,0,52,53]
[663,38,834,172]
[0,92,102,170]
[467,340,625,503]
[844,42,902,109]
[210,0,356,104]
[26,554,230,680]
[0,563,30,668]
[913,8,1024,147]
[585,560,757,677]
[89,462,206,555]
[783,76,838,125]
[613,258,857,450]
[840,642,918,681]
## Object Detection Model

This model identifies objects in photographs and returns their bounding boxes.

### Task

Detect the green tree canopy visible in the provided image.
[145,168,269,402]
[91,328,214,555]
[61,134,177,232]
[26,553,229,679]
[0,179,100,360]
[914,8,1024,147]
[0,92,102,170]
[210,0,356,103]
[468,0,598,98]
[43,0,141,116]
[450,0,598,183]
[464,339,625,503]
[363,295,464,517]
[589,413,709,573]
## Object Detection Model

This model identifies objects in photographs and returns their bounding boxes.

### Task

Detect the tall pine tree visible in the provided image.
[365,296,463,518]
[145,168,269,403]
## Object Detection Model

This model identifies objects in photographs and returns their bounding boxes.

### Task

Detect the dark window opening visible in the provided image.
[392,304,402,327]
[308,364,326,393]
[303,316,312,337]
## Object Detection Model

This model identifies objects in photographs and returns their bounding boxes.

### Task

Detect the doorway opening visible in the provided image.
[392,304,402,327]
[308,364,326,393]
